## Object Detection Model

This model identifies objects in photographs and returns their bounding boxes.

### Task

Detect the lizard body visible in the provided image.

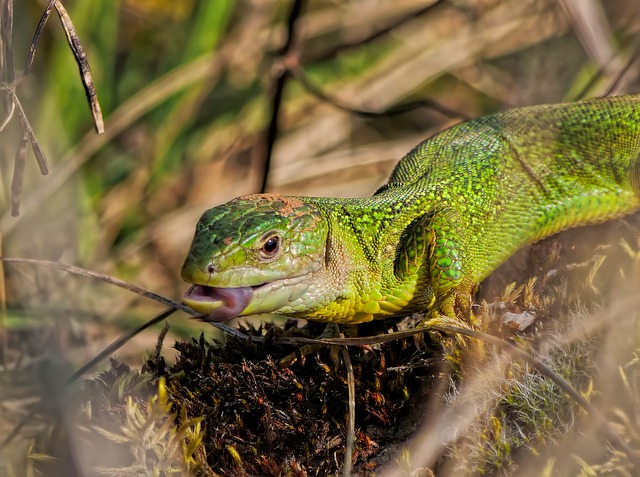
[182,95,640,324]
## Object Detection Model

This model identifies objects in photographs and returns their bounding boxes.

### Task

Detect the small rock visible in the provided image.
[501,311,536,331]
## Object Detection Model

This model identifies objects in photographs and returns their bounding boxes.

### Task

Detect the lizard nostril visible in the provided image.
[206,263,216,274]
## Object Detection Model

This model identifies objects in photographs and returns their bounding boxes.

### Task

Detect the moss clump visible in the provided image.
[143,322,444,475]
[37,321,443,476]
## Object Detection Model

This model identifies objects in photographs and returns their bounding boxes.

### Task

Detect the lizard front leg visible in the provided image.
[422,213,482,361]
[395,209,474,321]
[393,209,480,361]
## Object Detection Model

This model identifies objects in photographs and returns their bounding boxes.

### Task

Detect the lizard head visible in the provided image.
[181,194,328,321]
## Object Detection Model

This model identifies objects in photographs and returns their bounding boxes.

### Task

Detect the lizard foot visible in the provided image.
[417,312,485,369]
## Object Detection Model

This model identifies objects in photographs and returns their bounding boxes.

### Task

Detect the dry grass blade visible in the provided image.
[0,1,12,363]
[10,130,27,216]
[0,0,14,81]
[1,0,104,217]
[0,0,52,217]
[558,0,640,99]
[54,1,104,134]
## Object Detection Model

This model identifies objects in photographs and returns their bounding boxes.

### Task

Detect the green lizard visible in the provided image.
[181,95,640,325]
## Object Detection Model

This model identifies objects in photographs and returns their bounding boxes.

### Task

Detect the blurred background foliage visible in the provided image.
[2,0,640,368]
[0,0,640,471]
[2,0,640,370]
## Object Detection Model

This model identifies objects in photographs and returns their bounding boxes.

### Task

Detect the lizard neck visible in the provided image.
[300,190,440,322]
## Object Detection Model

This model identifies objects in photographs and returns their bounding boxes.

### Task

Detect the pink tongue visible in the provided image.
[208,287,253,322]
[189,285,254,322]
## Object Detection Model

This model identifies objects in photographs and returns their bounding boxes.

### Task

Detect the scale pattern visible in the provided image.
[182,95,640,324]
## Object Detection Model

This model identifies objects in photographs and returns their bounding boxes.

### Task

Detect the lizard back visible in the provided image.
[378,95,640,281]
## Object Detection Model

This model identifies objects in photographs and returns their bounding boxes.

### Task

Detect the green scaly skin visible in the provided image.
[181,95,640,325]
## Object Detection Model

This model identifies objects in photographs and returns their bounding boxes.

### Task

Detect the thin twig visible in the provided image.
[602,50,640,97]
[0,0,15,83]
[259,0,454,191]
[2,256,191,313]
[301,0,449,64]
[0,256,248,336]
[259,0,306,193]
[0,411,27,454]
[339,326,355,477]
[260,68,288,193]
[10,91,48,174]
[0,96,14,132]
[0,255,252,371]
[0,0,15,130]
[53,1,104,134]
[66,307,176,385]
[18,0,55,80]
[288,58,469,120]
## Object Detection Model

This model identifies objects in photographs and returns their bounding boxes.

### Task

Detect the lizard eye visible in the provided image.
[258,234,281,259]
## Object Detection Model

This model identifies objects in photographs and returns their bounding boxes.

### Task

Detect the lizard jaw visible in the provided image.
[183,284,263,322]
[183,273,315,322]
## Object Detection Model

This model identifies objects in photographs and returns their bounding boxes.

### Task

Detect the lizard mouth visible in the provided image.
[183,284,266,322]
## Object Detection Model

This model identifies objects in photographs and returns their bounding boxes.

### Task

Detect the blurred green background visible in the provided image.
[1,0,639,360]
[1,0,640,473]
[2,0,639,360]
